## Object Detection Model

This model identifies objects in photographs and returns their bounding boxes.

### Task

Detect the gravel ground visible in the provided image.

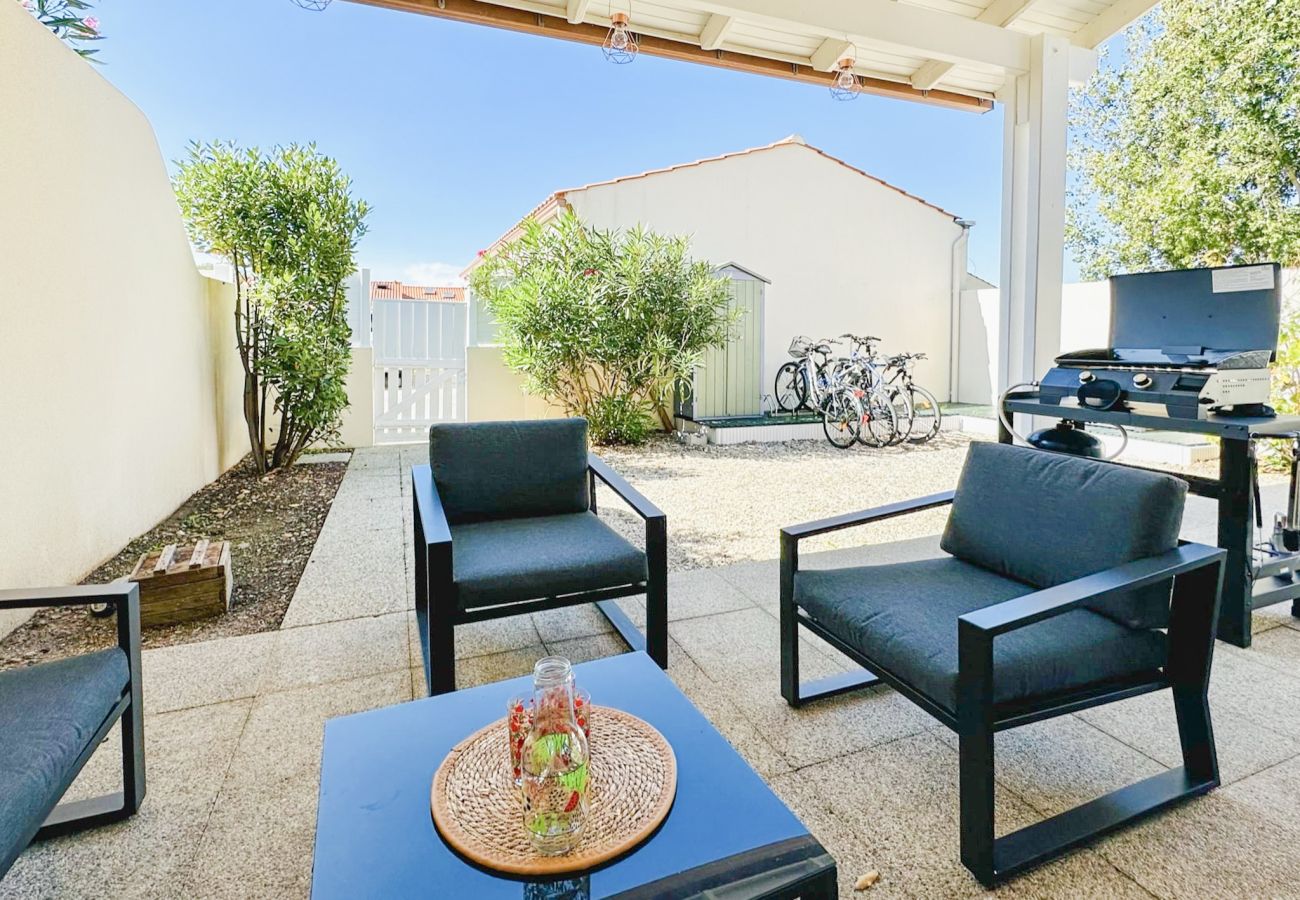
[594,431,984,571]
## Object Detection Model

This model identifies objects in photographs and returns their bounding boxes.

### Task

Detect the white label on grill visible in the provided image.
[1212,265,1274,293]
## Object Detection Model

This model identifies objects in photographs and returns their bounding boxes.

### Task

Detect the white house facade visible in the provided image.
[467,136,973,418]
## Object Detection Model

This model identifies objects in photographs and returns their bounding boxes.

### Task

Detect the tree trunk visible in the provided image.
[655,404,674,432]
[233,261,267,475]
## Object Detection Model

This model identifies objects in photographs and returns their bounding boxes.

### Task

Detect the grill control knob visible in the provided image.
[1078,370,1095,384]
[1133,373,1153,389]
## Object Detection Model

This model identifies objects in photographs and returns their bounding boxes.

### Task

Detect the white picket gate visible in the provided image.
[371,298,467,443]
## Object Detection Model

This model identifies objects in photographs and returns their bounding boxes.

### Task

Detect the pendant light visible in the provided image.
[603,8,638,64]
[830,56,862,101]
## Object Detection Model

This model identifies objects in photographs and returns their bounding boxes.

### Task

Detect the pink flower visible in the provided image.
[477,249,486,258]
[83,16,100,31]
[21,0,34,9]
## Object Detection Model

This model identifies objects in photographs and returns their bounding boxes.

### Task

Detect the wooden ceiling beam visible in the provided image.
[698,13,735,51]
[910,0,1037,91]
[346,0,994,112]
[564,0,590,25]
[810,38,853,73]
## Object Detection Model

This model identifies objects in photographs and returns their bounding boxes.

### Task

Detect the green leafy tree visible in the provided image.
[174,142,369,473]
[1068,0,1300,279]
[18,0,103,60]
[469,211,735,444]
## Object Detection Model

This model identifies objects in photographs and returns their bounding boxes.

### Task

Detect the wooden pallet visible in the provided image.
[127,539,232,627]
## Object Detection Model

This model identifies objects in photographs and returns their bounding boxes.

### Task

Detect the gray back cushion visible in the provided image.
[941,442,1187,629]
[429,418,590,524]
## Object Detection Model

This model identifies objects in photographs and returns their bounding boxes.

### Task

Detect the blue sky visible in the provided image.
[89,0,1067,285]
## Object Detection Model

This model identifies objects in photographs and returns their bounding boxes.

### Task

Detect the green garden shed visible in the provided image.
[676,263,768,420]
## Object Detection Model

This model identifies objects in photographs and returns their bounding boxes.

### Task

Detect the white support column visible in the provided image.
[997,33,1070,394]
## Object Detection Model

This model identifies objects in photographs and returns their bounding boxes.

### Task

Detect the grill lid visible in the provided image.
[1056,264,1281,368]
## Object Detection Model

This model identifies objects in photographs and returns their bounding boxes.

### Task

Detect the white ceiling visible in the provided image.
[353,0,1157,107]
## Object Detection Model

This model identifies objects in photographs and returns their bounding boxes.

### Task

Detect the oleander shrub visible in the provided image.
[469,211,734,445]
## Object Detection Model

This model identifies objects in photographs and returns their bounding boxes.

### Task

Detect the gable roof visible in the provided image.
[466,136,961,273]
[371,281,464,302]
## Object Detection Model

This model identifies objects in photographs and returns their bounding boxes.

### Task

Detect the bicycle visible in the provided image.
[774,337,871,449]
[832,334,909,447]
[883,351,942,443]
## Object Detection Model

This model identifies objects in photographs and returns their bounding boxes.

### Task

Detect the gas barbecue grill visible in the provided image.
[998,263,1300,649]
[1038,264,1280,419]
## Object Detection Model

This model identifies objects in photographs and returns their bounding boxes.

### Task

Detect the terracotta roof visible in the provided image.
[370,281,464,302]
[464,136,962,274]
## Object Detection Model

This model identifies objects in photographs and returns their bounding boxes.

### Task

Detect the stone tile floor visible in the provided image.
[7,444,1300,898]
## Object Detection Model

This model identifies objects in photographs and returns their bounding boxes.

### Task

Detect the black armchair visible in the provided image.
[412,418,667,696]
[780,442,1225,887]
[0,583,146,880]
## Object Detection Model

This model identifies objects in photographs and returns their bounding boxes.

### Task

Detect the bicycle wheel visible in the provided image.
[886,386,914,445]
[774,362,807,412]
[856,389,899,448]
[822,390,862,449]
[906,385,942,443]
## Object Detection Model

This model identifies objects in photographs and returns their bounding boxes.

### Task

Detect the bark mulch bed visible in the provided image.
[0,455,348,670]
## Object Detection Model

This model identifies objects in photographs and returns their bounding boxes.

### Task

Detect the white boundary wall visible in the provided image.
[0,8,244,638]
[955,270,1300,405]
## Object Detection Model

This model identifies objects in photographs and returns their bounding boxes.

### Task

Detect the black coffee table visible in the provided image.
[311,652,836,898]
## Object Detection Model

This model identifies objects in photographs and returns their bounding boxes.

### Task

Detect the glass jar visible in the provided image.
[520,657,590,855]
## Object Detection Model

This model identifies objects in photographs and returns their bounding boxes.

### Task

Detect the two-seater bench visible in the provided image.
[0,583,145,880]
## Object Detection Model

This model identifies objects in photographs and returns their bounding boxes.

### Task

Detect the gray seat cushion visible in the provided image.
[795,555,1168,712]
[452,512,647,609]
[0,648,129,876]
[941,442,1187,629]
[429,419,590,524]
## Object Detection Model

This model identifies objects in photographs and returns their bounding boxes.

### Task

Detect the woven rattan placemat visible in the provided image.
[430,706,677,876]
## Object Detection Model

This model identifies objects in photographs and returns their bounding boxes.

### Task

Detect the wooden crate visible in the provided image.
[128,539,233,627]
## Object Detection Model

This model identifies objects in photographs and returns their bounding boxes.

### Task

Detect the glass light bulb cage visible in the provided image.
[289,0,332,9]
[603,12,639,64]
[830,56,862,101]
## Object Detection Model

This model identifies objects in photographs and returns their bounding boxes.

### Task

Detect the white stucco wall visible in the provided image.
[955,279,1112,404]
[562,142,968,403]
[0,6,248,637]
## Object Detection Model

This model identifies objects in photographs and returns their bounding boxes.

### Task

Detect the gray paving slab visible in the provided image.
[3,700,251,898]
[183,672,410,899]
[531,604,617,643]
[664,568,756,620]
[1077,688,1300,786]
[261,612,410,694]
[406,608,541,662]
[141,629,277,714]
[786,732,1152,899]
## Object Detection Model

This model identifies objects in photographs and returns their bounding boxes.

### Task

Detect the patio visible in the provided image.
[7,443,1300,898]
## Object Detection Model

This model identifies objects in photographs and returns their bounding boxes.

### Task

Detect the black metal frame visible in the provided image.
[412,454,667,696]
[779,497,1226,887]
[0,583,145,876]
[1000,390,1300,646]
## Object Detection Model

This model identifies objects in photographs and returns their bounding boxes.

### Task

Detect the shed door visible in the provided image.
[696,276,763,418]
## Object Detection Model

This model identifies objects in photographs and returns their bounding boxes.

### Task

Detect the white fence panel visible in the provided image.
[372,299,467,442]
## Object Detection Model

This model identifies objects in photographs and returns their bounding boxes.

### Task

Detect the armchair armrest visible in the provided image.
[0,583,142,693]
[411,464,452,547]
[781,490,955,545]
[588,453,665,521]
[958,543,1226,638]
[0,582,139,612]
[956,542,1226,725]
